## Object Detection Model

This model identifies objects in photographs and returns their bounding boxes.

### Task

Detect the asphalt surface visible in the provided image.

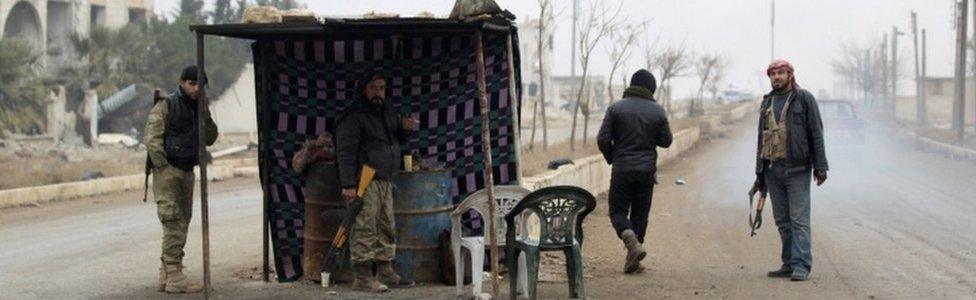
[2,118,975,299]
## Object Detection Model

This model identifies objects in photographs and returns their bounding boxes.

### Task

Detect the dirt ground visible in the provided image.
[0,133,256,189]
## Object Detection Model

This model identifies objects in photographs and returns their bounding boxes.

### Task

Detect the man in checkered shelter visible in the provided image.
[335,74,420,293]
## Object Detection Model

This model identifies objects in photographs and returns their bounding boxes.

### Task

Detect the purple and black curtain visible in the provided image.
[252,29,522,281]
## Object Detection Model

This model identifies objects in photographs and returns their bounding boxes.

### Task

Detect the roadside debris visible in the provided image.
[78,171,105,181]
[97,133,140,148]
[547,158,574,170]
[675,178,687,185]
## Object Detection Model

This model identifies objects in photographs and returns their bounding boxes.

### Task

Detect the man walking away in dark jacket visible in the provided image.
[755,59,828,282]
[597,69,673,274]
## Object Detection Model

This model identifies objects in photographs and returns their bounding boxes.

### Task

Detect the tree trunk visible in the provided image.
[528,101,538,150]
[570,67,589,150]
[537,9,549,150]
[582,86,590,145]
[608,63,619,104]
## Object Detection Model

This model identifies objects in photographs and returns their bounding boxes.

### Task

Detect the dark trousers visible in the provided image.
[608,170,655,243]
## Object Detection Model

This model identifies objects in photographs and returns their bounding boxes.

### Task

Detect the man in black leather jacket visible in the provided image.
[755,59,829,282]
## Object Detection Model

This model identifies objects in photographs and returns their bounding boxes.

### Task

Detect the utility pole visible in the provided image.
[881,33,889,106]
[892,26,905,115]
[922,29,928,127]
[912,11,925,128]
[571,0,578,78]
[954,0,968,143]
[771,0,775,61]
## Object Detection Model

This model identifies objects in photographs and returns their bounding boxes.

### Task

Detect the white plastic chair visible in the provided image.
[450,186,530,298]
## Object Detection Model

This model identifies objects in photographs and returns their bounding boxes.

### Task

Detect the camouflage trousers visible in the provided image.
[350,180,396,264]
[153,166,195,266]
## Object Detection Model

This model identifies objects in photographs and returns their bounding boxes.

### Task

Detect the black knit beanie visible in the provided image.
[630,69,657,94]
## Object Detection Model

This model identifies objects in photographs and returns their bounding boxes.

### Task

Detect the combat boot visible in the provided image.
[621,229,646,274]
[352,264,389,293]
[164,264,202,293]
[376,261,414,288]
[157,264,167,292]
[767,264,792,278]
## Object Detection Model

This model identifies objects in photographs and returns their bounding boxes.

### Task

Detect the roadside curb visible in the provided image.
[915,135,976,160]
[0,158,258,209]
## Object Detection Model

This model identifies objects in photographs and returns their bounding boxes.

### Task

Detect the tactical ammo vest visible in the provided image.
[760,92,794,161]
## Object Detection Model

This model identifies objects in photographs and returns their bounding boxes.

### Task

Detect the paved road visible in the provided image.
[2,119,975,299]
[0,178,267,299]
[572,120,976,299]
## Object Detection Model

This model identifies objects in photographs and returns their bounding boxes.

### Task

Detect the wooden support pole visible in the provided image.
[195,32,213,299]
[474,28,501,298]
[258,44,271,283]
[505,34,522,183]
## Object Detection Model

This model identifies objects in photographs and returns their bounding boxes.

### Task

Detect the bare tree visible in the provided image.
[648,44,691,118]
[528,0,557,151]
[692,53,725,116]
[570,0,623,149]
[707,59,727,102]
[606,20,645,104]
[831,40,886,101]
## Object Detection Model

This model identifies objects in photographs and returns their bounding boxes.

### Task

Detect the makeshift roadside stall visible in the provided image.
[188,6,523,295]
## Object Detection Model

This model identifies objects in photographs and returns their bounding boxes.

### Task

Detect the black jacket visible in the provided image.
[597,95,673,172]
[755,88,829,175]
[335,100,408,188]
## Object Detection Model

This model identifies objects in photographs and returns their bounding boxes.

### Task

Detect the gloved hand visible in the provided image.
[751,175,766,195]
[814,170,828,186]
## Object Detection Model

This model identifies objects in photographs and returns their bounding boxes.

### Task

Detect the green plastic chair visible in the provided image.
[504,186,596,300]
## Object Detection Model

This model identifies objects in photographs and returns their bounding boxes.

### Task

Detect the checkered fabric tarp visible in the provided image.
[252,31,522,282]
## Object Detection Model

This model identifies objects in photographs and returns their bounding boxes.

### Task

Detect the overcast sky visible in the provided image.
[155,0,959,98]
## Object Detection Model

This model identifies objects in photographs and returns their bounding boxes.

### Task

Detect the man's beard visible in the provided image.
[771,78,789,91]
[367,96,384,105]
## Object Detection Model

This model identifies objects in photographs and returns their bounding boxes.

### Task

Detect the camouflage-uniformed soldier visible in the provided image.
[144,66,218,293]
[336,74,419,293]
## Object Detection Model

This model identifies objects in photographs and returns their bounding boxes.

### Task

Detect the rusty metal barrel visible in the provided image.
[392,169,454,283]
[302,162,352,282]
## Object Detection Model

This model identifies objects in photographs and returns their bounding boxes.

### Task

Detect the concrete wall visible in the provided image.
[522,126,702,194]
[0,0,47,59]
[211,64,258,133]
[0,0,150,73]
[521,100,755,196]
[896,94,976,128]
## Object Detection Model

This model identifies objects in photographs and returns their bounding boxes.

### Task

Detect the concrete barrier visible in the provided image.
[0,157,258,208]
[916,136,976,160]
[728,101,757,123]
[522,127,702,194]
[522,99,757,196]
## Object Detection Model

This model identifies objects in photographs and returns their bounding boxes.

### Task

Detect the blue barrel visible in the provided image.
[392,169,453,283]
